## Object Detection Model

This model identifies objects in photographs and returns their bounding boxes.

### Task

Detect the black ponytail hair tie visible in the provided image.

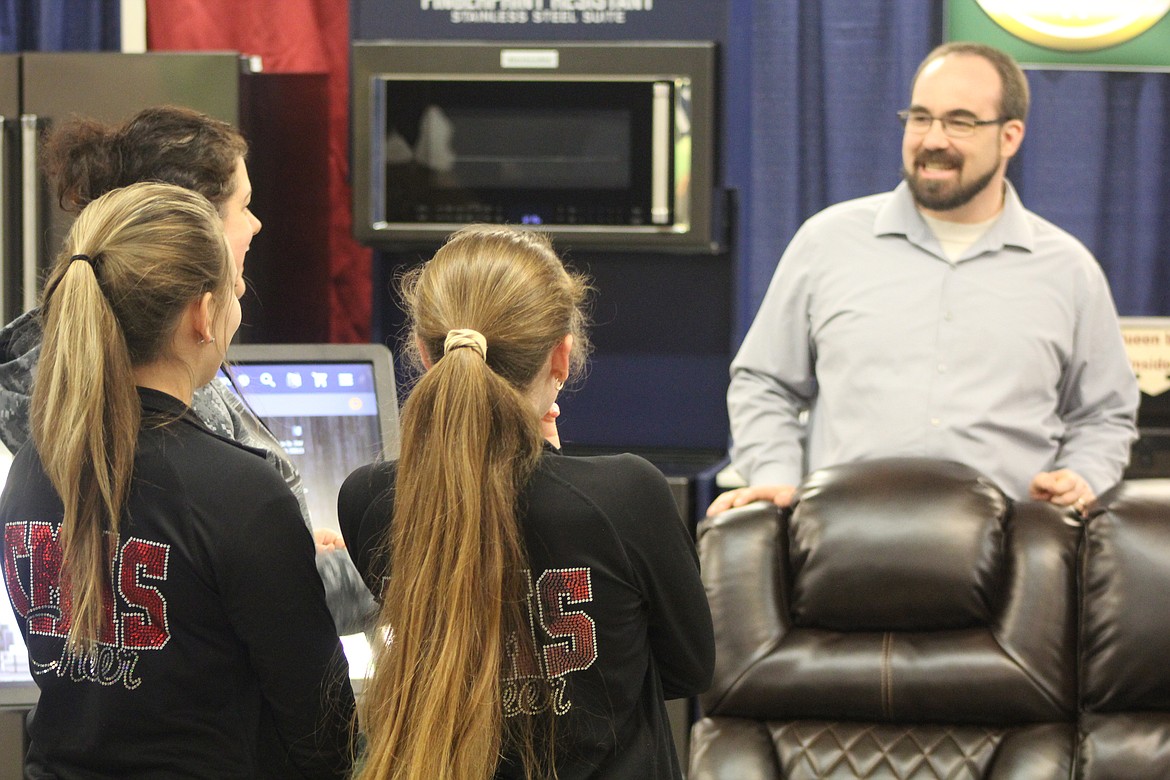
[69,252,104,273]
[45,254,104,304]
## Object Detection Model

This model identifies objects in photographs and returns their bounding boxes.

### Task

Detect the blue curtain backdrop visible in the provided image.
[0,0,119,52]
[727,0,1170,340]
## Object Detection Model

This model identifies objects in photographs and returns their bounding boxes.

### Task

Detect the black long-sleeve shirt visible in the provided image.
[1,388,354,779]
[0,309,376,636]
[339,447,714,780]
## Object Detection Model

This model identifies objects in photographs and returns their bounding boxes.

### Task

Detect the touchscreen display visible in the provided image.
[218,361,385,535]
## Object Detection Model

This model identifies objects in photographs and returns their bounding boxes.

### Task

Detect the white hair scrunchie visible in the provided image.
[443,328,488,361]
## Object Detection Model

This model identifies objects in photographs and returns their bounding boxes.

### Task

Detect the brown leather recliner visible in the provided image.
[689,458,1081,780]
[1079,479,1170,778]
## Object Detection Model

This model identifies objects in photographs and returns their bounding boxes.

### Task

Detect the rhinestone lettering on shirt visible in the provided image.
[502,567,598,716]
[4,520,172,690]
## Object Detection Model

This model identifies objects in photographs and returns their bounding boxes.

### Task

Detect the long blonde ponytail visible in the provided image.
[357,226,589,780]
[31,182,233,653]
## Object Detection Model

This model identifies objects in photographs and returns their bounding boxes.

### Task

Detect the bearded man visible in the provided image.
[710,41,1138,515]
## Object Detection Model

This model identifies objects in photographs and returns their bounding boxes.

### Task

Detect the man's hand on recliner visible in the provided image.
[1029,468,1094,514]
[706,484,796,516]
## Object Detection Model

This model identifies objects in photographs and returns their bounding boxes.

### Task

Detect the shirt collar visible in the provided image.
[874,179,1034,259]
[138,386,214,435]
[137,385,271,461]
[138,385,193,418]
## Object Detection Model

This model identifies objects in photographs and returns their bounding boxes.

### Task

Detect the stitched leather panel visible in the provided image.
[770,721,999,779]
[689,717,1075,780]
[769,721,1072,779]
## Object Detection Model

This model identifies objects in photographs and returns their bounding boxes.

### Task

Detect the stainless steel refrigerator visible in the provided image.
[0,51,331,341]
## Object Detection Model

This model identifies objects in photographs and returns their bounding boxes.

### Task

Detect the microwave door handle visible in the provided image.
[651,82,671,225]
[21,114,39,313]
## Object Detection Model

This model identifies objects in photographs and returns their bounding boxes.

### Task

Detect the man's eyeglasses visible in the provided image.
[897,109,1007,138]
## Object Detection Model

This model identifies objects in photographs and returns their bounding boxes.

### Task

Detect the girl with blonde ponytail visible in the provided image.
[0,105,375,636]
[0,182,354,779]
[340,225,715,780]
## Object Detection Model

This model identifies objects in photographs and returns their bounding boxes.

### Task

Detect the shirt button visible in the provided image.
[938,363,947,373]
[944,311,953,321]
[930,417,941,427]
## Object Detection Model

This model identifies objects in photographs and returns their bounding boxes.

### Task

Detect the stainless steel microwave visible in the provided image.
[352,41,718,251]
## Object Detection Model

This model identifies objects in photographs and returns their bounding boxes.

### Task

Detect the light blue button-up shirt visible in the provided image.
[728,181,1138,500]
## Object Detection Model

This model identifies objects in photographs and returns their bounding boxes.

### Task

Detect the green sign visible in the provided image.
[946,0,1170,70]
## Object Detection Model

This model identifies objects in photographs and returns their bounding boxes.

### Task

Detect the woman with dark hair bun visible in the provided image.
[41,104,250,218]
[340,225,714,780]
[0,105,376,634]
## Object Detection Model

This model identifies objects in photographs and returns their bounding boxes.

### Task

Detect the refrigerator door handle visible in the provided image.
[0,115,7,320]
[20,113,39,313]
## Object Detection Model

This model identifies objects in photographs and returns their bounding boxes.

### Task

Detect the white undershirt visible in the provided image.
[920,211,999,263]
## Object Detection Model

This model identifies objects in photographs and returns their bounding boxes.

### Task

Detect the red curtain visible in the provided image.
[145,0,371,343]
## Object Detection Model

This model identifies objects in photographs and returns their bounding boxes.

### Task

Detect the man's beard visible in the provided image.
[903,149,997,212]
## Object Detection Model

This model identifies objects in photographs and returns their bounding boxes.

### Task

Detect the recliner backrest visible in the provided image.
[1078,478,1170,779]
[691,458,1081,780]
